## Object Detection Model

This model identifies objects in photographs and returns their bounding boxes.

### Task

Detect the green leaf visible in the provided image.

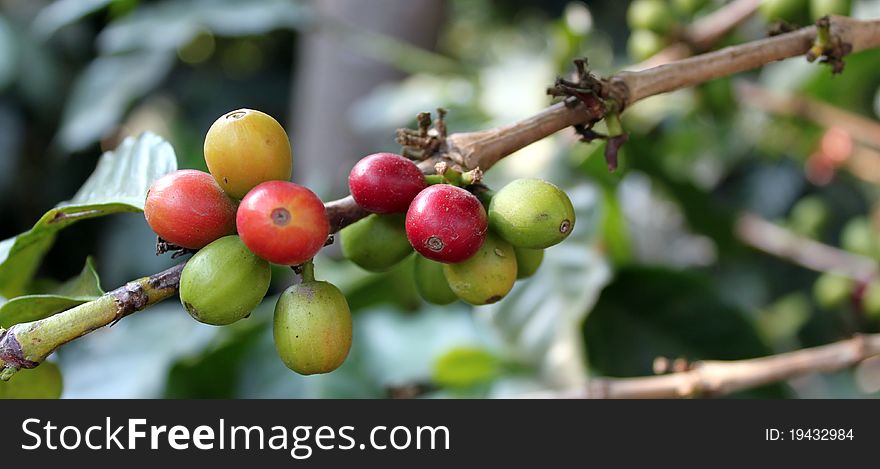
[97,0,312,55]
[31,0,116,40]
[0,132,177,298]
[0,361,63,399]
[584,266,785,397]
[433,346,499,388]
[164,325,266,399]
[0,257,104,328]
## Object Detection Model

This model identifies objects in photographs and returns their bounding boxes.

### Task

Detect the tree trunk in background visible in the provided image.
[289,0,445,199]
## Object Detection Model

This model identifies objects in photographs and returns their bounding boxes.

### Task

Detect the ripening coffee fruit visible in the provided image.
[414,255,458,305]
[0,362,63,399]
[672,0,708,16]
[812,272,853,310]
[349,152,427,213]
[810,0,851,20]
[406,184,488,263]
[204,108,292,199]
[144,169,237,249]
[179,235,271,325]
[863,281,880,319]
[841,217,880,259]
[488,178,575,249]
[443,234,517,305]
[627,0,675,34]
[341,214,412,272]
[788,195,828,238]
[514,247,544,279]
[236,181,329,265]
[274,281,353,375]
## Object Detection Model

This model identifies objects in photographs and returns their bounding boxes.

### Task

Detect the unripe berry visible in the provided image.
[812,272,853,310]
[406,184,488,263]
[760,0,809,24]
[204,108,292,199]
[236,181,329,265]
[841,217,880,259]
[414,255,458,305]
[514,247,544,279]
[144,169,237,249]
[810,0,851,21]
[488,178,575,249]
[179,235,271,325]
[788,195,828,238]
[863,280,880,319]
[627,0,675,34]
[349,152,427,213]
[672,0,708,16]
[443,233,517,305]
[341,214,412,272]
[274,281,353,375]
[628,29,666,62]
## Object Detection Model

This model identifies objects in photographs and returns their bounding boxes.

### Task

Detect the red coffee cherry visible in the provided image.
[236,181,329,265]
[144,170,237,249]
[405,184,488,263]
[348,152,426,213]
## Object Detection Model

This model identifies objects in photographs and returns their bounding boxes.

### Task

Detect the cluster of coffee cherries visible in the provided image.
[342,152,576,306]
[144,109,349,376]
[143,109,575,376]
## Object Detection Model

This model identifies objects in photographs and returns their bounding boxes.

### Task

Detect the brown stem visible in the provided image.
[524,333,880,398]
[736,81,880,150]
[734,212,877,281]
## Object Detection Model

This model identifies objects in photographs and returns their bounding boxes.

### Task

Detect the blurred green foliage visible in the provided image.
[1,0,880,399]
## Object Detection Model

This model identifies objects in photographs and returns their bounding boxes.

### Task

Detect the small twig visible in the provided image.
[736,81,880,150]
[396,108,448,161]
[523,333,880,398]
[734,212,877,281]
[0,263,185,379]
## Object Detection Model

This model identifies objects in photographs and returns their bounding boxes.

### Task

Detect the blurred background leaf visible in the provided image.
[0,256,103,327]
[0,132,175,298]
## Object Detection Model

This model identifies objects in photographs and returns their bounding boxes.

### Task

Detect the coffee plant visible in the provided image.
[1,0,880,399]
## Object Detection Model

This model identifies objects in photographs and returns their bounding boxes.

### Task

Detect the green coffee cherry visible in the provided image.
[810,0,851,21]
[863,280,880,319]
[179,235,271,325]
[760,0,809,24]
[813,272,853,309]
[341,214,412,272]
[274,281,352,375]
[0,362,63,399]
[788,195,828,238]
[414,255,458,305]
[443,234,517,305]
[628,29,667,61]
[627,0,676,34]
[672,0,708,16]
[488,178,576,249]
[841,217,880,259]
[514,247,544,279]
